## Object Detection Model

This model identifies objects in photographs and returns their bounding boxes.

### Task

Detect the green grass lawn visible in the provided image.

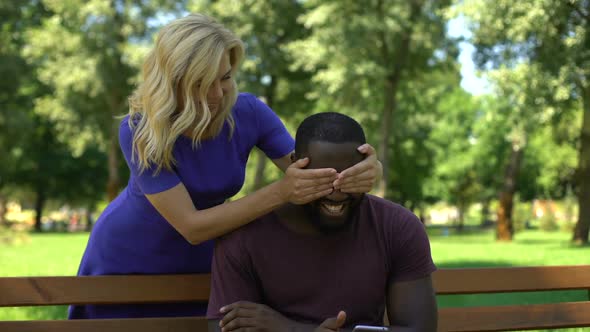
[0,232,89,320]
[1,228,589,331]
[429,228,590,332]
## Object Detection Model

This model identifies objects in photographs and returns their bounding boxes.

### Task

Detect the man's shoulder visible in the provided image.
[218,212,276,244]
[363,195,417,220]
[361,195,424,236]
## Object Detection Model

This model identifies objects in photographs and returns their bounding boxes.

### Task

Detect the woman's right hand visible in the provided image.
[278,157,337,205]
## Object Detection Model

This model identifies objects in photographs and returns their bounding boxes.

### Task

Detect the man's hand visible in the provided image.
[218,301,296,331]
[315,311,347,332]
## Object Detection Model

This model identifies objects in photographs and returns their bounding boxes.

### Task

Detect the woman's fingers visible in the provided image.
[333,143,381,192]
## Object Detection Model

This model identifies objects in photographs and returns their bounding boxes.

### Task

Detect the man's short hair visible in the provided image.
[295,112,366,157]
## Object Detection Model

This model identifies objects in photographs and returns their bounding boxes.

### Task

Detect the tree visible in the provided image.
[425,88,481,230]
[12,116,108,231]
[22,0,184,202]
[462,0,590,244]
[386,66,463,209]
[287,0,455,198]
[0,1,115,230]
[190,0,314,191]
[0,0,50,226]
[486,64,558,240]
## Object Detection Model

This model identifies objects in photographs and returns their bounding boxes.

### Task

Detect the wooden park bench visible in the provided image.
[1,265,589,332]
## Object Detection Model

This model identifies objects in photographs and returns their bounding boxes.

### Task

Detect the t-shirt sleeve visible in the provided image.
[249,96,294,159]
[119,119,181,194]
[206,230,263,319]
[386,208,437,282]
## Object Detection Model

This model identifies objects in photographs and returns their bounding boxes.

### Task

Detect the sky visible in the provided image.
[447,16,490,96]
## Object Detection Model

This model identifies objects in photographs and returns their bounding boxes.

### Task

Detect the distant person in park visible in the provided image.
[207,113,437,332]
[69,14,382,319]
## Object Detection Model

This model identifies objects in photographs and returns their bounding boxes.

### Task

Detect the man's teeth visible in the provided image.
[323,203,344,213]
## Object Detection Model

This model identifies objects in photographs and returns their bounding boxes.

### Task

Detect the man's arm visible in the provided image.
[207,302,349,332]
[385,275,437,332]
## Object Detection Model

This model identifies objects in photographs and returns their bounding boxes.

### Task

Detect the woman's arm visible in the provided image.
[145,157,336,245]
[271,152,293,172]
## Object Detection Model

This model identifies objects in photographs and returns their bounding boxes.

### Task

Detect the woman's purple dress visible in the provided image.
[69,93,294,318]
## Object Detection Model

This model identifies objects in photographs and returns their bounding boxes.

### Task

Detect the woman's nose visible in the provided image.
[208,81,223,99]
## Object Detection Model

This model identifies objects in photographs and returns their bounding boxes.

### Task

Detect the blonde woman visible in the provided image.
[69,13,381,319]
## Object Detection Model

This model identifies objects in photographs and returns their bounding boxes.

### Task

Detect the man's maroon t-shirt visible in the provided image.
[206,195,436,327]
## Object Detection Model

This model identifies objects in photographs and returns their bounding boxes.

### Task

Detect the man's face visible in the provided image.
[302,141,365,233]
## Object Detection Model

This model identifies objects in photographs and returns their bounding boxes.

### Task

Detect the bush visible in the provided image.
[513,201,532,233]
[0,225,30,246]
[539,210,558,232]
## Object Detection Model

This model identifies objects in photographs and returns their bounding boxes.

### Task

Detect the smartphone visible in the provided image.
[352,325,388,332]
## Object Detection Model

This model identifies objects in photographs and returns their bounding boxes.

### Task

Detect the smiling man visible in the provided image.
[207,112,437,332]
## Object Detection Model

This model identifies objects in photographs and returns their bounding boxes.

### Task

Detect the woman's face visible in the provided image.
[200,51,233,114]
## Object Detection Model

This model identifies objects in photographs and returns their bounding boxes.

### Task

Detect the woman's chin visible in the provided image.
[208,104,220,113]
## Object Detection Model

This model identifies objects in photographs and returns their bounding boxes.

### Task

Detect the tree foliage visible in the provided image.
[462,0,590,243]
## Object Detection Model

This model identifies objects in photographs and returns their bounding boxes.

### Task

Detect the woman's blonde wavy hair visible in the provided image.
[128,13,244,174]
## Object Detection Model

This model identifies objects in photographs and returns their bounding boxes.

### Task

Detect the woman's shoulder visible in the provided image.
[118,114,147,149]
[118,115,132,137]
[236,92,257,104]
[233,92,278,124]
[119,114,144,134]
[233,92,268,114]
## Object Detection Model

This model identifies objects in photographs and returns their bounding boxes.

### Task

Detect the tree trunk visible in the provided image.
[105,5,127,202]
[253,77,277,190]
[480,198,491,226]
[457,201,466,232]
[377,77,396,198]
[573,84,590,244]
[34,188,46,232]
[417,205,426,224]
[375,0,422,198]
[0,194,6,227]
[85,204,95,232]
[496,143,523,241]
[253,149,268,190]
[106,118,120,201]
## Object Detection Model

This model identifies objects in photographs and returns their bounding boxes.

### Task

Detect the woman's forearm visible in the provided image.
[149,156,334,245]
[183,180,287,244]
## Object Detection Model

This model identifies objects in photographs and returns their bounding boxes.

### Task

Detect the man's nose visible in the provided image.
[325,189,349,202]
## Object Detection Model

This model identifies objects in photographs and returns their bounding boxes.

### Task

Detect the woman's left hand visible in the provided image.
[333,143,382,193]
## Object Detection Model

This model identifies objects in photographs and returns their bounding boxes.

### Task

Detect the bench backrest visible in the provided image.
[1,265,589,332]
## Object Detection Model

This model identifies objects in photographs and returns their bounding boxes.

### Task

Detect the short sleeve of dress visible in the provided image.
[119,118,181,195]
[386,209,437,282]
[248,96,294,159]
[206,230,263,319]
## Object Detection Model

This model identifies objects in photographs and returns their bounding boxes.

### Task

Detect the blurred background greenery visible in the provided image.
[0,0,589,328]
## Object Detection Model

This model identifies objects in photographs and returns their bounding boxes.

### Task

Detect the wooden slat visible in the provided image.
[2,266,588,307]
[1,266,590,332]
[0,275,211,307]
[0,317,209,332]
[433,265,590,294]
[438,301,590,332]
[1,304,589,332]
